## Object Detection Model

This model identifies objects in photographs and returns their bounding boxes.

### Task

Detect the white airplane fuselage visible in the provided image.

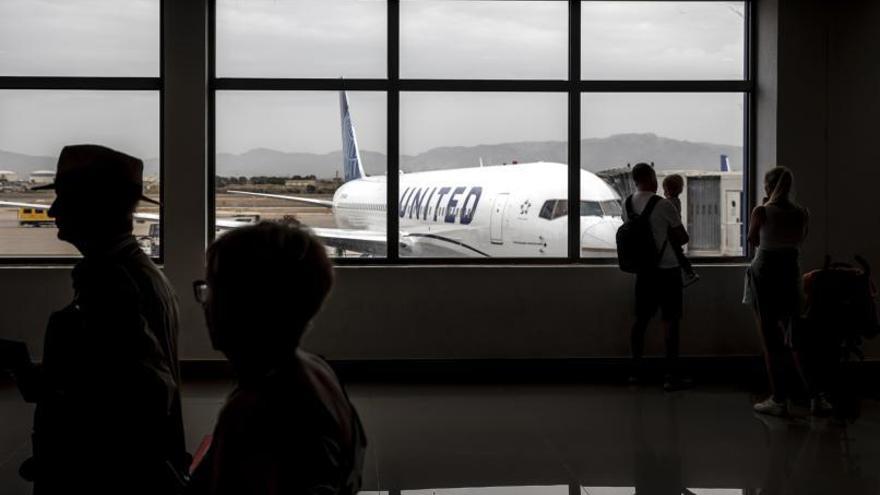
[330,161,622,257]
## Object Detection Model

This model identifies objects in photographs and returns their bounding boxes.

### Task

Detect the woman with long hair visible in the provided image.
[745,166,830,417]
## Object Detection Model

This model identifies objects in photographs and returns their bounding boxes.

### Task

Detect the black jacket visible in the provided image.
[22,236,186,494]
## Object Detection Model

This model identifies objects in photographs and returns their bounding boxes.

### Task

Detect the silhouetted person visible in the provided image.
[189,221,366,495]
[745,166,831,417]
[9,145,187,493]
[623,164,691,391]
[661,174,699,287]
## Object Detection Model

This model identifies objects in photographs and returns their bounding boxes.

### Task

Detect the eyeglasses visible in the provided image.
[192,280,210,304]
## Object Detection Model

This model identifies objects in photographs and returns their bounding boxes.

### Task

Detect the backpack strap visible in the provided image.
[625,194,661,220]
[639,196,668,266]
[641,195,662,219]
[624,195,636,219]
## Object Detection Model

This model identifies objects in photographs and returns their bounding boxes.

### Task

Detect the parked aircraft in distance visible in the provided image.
[230,92,623,257]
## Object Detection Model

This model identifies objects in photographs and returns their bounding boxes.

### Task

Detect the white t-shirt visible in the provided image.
[622,191,682,269]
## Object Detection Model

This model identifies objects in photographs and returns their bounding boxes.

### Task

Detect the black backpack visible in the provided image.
[616,195,665,274]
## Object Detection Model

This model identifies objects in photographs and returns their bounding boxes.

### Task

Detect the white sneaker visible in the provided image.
[753,397,788,417]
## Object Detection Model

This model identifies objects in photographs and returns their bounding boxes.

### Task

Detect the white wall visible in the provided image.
[2,0,878,362]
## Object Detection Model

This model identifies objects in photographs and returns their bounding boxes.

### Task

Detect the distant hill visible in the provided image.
[0,150,56,175]
[0,133,742,180]
[0,149,162,178]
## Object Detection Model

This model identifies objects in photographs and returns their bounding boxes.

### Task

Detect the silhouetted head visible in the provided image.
[43,144,157,252]
[764,166,795,205]
[631,162,657,192]
[202,221,334,379]
[662,174,684,198]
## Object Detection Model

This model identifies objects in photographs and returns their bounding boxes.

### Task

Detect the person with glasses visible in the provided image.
[189,221,366,495]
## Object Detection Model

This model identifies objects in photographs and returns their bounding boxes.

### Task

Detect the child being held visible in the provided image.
[662,174,700,287]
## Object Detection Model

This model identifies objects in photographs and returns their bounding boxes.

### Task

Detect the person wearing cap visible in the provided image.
[9,145,188,494]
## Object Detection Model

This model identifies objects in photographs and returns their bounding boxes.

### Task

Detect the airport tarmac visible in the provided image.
[0,192,339,257]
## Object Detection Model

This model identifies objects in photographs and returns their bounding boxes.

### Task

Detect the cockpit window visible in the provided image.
[579,201,603,217]
[601,200,623,217]
[552,200,569,219]
[539,200,555,220]
[539,199,624,220]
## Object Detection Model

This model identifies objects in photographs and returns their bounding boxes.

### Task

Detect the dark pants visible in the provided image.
[632,268,683,376]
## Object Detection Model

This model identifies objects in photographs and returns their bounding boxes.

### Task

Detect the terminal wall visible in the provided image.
[1,0,879,362]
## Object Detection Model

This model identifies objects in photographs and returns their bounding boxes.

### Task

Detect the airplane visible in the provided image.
[228,92,624,257]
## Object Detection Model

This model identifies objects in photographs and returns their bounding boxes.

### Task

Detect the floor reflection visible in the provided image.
[754,415,878,494]
[2,381,879,495]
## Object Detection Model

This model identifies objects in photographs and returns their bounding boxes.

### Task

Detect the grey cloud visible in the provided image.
[1,0,746,162]
[0,0,159,77]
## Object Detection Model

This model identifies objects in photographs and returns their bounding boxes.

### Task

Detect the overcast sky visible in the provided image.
[0,0,745,161]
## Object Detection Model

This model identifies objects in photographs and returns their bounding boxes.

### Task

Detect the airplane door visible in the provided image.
[490,193,509,244]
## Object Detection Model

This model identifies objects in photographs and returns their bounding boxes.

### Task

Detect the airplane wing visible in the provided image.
[227,191,334,208]
[0,200,53,210]
[309,227,387,256]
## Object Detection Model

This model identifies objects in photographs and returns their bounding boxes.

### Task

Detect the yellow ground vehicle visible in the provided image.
[18,207,54,227]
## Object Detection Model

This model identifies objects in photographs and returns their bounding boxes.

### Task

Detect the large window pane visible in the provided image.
[399,92,569,258]
[581,2,745,80]
[0,91,160,257]
[0,0,160,77]
[401,1,567,80]
[215,91,387,258]
[581,93,745,257]
[216,0,387,78]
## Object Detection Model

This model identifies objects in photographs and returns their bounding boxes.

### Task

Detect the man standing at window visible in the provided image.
[623,163,692,391]
[10,145,187,494]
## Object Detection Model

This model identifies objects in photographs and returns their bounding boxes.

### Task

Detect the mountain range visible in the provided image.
[0,133,742,180]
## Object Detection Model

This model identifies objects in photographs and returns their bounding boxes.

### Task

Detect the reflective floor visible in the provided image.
[2,381,879,494]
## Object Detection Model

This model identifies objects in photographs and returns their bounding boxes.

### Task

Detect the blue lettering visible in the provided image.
[445,186,466,223]
[433,187,451,221]
[409,187,426,219]
[399,187,412,218]
[459,186,483,225]
[422,187,437,221]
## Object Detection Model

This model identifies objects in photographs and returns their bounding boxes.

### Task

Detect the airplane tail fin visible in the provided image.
[340,91,367,182]
[720,154,731,172]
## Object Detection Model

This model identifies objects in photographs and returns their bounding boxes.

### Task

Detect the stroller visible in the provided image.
[799,255,880,418]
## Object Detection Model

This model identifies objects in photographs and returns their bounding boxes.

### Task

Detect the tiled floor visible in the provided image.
[2,381,879,494]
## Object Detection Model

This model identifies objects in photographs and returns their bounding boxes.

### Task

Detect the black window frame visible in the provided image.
[209,0,755,266]
[0,0,166,265]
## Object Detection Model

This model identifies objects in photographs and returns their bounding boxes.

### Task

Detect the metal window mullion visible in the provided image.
[744,0,755,260]
[387,0,400,260]
[567,0,581,261]
[207,0,217,243]
[0,77,162,90]
[578,80,751,92]
[158,0,166,263]
[213,78,388,91]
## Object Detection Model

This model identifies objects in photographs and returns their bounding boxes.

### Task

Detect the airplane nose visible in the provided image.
[580,218,621,256]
